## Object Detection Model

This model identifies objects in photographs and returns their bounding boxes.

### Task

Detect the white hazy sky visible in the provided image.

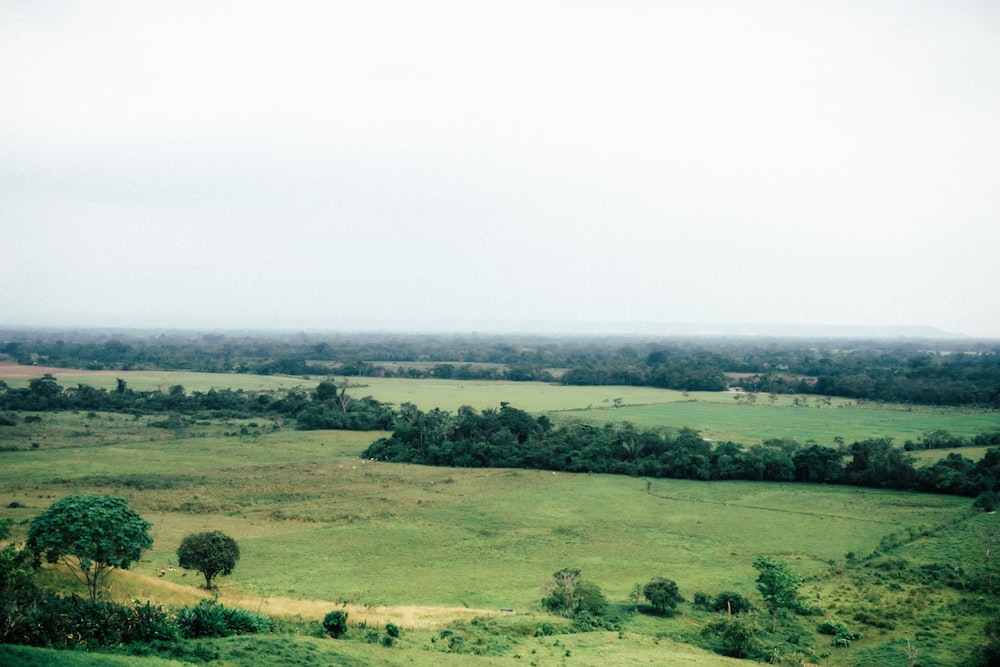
[3,1,999,337]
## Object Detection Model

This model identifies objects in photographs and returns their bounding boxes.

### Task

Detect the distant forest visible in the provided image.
[2,328,998,407]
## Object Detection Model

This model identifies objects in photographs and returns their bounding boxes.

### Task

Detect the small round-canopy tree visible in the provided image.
[642,577,684,615]
[177,531,240,590]
[27,494,152,601]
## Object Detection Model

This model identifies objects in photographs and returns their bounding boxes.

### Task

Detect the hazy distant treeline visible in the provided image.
[2,329,999,406]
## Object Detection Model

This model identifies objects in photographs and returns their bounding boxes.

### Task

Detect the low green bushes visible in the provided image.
[2,593,177,649]
[322,610,349,638]
[817,617,862,647]
[175,597,273,638]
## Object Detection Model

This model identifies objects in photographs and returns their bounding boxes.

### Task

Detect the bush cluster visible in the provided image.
[175,597,273,638]
[322,610,349,638]
[693,590,754,614]
[1,593,177,649]
[817,618,862,647]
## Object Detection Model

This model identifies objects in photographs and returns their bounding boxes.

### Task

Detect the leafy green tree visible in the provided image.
[177,530,240,589]
[541,568,608,618]
[642,577,683,614]
[712,591,754,614]
[753,556,803,630]
[27,495,152,601]
[703,612,765,659]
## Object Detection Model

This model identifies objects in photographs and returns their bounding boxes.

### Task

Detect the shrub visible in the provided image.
[693,591,712,608]
[712,591,754,614]
[385,622,401,638]
[4,594,177,648]
[323,609,349,638]
[974,491,998,513]
[176,597,273,639]
[817,618,861,646]
[642,577,683,615]
[541,568,608,619]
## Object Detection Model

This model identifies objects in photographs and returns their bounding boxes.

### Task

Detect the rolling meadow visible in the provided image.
[1,366,999,665]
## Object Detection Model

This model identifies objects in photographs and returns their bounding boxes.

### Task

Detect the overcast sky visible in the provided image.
[3,1,999,337]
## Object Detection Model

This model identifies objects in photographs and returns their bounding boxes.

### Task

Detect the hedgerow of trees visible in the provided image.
[2,373,999,500]
[362,403,1000,501]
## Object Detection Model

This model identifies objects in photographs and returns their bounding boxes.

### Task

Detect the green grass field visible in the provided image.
[5,368,998,446]
[1,368,999,665]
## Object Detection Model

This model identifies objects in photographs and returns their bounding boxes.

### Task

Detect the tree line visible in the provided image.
[0,375,395,431]
[362,403,1000,501]
[4,375,1000,502]
[4,328,999,406]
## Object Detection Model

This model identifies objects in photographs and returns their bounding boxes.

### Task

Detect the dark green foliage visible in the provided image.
[2,593,176,648]
[177,530,240,589]
[541,568,609,619]
[974,491,999,512]
[0,517,12,540]
[0,542,40,645]
[322,610,349,638]
[964,617,1000,667]
[712,591,754,614]
[817,618,862,646]
[385,622,400,638]
[642,577,683,614]
[0,372,393,432]
[702,612,765,659]
[753,556,803,631]
[175,597,273,638]
[26,494,153,601]
[364,401,1000,499]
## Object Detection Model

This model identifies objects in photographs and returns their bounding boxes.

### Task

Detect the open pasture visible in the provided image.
[3,366,998,447]
[2,368,998,665]
[0,415,974,612]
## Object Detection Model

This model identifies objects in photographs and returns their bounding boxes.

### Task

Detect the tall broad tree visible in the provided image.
[177,530,241,589]
[642,577,684,615]
[27,495,152,601]
[752,556,803,631]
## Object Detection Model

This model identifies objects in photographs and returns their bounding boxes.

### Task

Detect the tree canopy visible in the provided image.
[642,577,684,614]
[177,531,241,590]
[541,568,608,619]
[27,495,152,601]
[753,556,803,630]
